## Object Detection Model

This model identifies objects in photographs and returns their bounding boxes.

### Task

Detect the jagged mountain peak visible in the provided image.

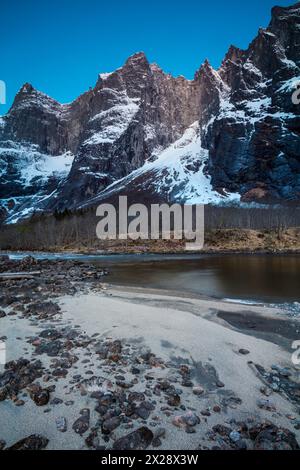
[9,82,64,115]
[125,51,149,66]
[1,2,300,223]
[222,45,245,66]
[271,2,300,19]
[200,58,213,70]
[95,51,152,96]
[194,60,224,94]
[195,59,216,79]
[20,82,35,93]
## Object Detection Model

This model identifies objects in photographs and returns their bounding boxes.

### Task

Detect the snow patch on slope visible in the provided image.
[245,97,272,113]
[81,123,240,207]
[138,122,240,204]
[243,60,263,78]
[219,93,296,124]
[84,91,140,145]
[99,72,113,81]
[2,193,58,225]
[0,141,74,186]
[277,76,300,93]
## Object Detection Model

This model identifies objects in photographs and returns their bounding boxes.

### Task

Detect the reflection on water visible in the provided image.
[4,252,300,304]
[106,255,300,304]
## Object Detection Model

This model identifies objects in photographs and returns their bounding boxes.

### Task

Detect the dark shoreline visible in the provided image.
[2,249,300,256]
[0,255,300,450]
[2,251,300,307]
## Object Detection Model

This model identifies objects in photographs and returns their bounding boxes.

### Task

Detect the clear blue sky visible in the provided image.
[0,0,295,114]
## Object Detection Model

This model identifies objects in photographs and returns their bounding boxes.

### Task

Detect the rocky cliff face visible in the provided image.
[204,3,300,202]
[0,2,299,223]
[52,53,202,210]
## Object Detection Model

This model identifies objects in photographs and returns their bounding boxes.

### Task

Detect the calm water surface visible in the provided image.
[5,252,300,304]
[106,255,300,304]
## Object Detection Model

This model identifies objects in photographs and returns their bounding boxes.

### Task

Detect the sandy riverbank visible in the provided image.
[0,258,299,451]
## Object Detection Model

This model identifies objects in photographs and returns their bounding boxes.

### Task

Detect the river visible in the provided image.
[4,252,300,308]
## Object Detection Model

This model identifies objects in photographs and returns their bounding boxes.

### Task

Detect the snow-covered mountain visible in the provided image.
[0,2,300,223]
[78,122,241,209]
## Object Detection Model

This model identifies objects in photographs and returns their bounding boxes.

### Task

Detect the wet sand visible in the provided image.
[1,272,299,450]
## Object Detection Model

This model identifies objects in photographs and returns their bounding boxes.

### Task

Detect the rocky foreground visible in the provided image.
[0,255,300,451]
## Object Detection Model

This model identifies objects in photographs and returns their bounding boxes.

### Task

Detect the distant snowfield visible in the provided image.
[0,143,74,223]
[0,124,240,225]
[278,75,300,92]
[84,90,140,145]
[81,122,241,207]
[20,150,74,186]
[0,142,74,186]
[1,193,57,224]
[137,122,240,205]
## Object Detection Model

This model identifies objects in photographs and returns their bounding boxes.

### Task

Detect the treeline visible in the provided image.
[0,204,299,251]
[205,205,300,230]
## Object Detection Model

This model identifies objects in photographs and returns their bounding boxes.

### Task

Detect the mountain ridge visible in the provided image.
[0,2,300,224]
